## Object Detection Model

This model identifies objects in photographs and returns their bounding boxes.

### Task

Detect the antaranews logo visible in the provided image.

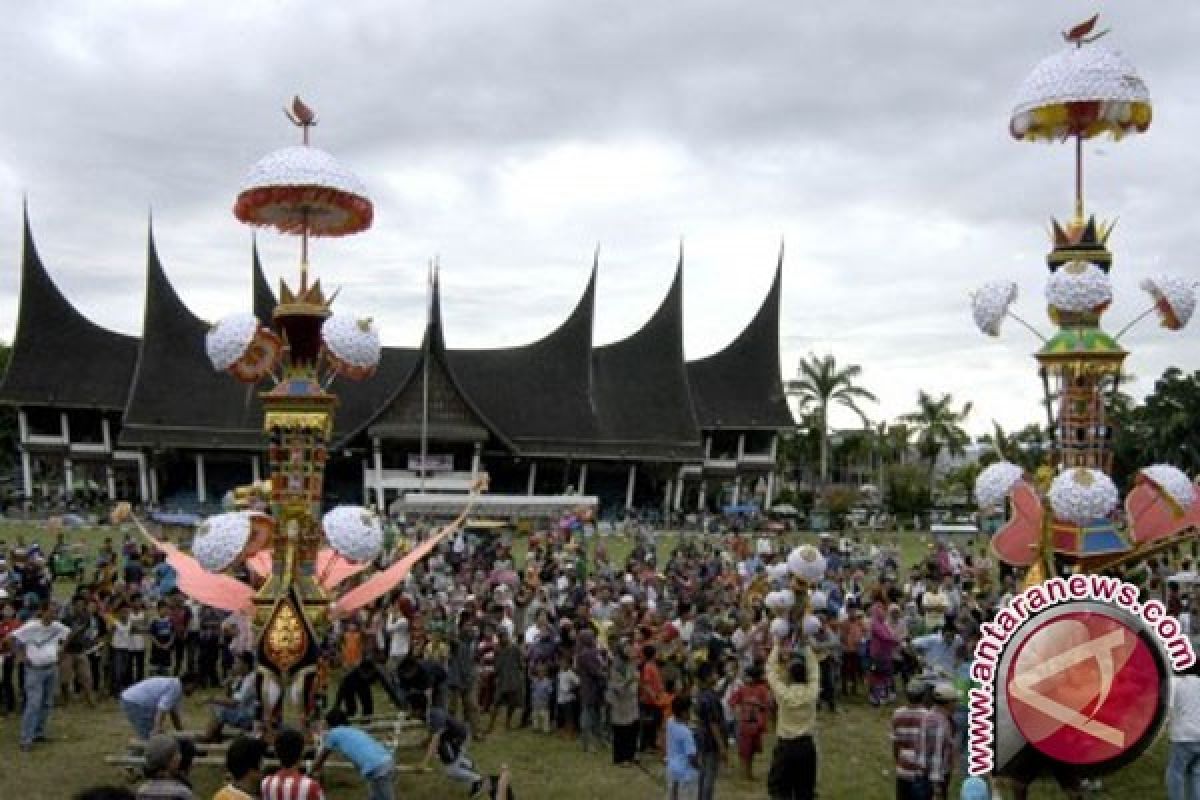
[968,574,1195,777]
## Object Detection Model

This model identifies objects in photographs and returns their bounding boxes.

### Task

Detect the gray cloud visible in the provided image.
[0,1,1197,438]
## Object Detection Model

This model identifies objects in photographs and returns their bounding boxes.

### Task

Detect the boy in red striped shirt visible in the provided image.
[261,727,325,800]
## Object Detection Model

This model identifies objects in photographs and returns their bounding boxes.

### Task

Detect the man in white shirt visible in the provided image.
[121,673,199,740]
[13,600,70,751]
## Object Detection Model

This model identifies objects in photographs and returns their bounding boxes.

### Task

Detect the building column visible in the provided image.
[697,479,706,512]
[765,471,776,508]
[526,462,537,496]
[195,453,207,505]
[105,465,117,500]
[625,464,637,510]
[64,457,74,499]
[60,411,71,443]
[704,435,712,460]
[673,470,686,511]
[578,463,588,495]
[372,438,384,506]
[149,461,159,506]
[470,442,482,483]
[251,454,261,484]
[136,454,149,505]
[662,478,673,516]
[102,417,112,452]
[20,450,32,500]
[731,476,741,506]
[17,409,28,443]
[736,433,745,461]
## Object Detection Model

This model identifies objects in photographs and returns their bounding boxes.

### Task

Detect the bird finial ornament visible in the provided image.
[283,96,318,143]
[1063,14,1109,46]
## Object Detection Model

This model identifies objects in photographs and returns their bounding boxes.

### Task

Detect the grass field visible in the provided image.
[0,520,1171,799]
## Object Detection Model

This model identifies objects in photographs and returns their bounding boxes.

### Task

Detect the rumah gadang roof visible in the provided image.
[586,257,703,460]
[0,209,139,411]
[687,253,793,430]
[4,217,793,457]
[120,226,274,450]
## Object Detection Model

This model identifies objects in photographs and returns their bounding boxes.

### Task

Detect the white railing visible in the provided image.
[362,468,485,492]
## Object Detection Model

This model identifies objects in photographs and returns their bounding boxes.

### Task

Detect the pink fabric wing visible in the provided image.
[334,526,457,615]
[242,548,368,591]
[992,481,1044,567]
[1126,482,1182,546]
[160,541,256,612]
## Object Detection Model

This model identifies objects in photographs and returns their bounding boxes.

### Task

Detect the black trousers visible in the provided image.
[612,722,638,764]
[768,735,816,800]
[0,656,15,713]
[639,704,662,752]
[336,669,375,717]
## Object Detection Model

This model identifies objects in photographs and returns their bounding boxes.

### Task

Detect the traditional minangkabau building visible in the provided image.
[0,212,794,517]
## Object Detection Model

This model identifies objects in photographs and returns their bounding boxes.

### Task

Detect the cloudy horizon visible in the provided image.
[1,1,1197,438]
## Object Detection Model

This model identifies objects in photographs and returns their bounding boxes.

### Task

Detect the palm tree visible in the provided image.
[786,354,877,486]
[900,390,973,480]
[871,421,911,495]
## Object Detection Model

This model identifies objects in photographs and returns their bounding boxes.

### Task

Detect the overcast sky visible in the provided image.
[0,1,1196,436]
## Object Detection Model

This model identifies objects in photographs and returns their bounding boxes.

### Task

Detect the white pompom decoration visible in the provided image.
[322,505,384,563]
[971,281,1018,337]
[1045,263,1112,313]
[205,314,259,372]
[766,562,791,582]
[192,511,256,572]
[788,545,827,581]
[802,614,821,637]
[769,617,790,640]
[778,589,796,609]
[975,461,1024,510]
[809,590,827,611]
[1141,464,1196,512]
[1048,468,1119,525]
[322,314,382,376]
[1140,276,1197,331]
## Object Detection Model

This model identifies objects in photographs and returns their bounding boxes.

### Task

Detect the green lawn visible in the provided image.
[0,520,1171,798]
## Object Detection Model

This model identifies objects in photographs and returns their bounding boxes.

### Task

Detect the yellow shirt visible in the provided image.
[212,785,254,800]
[766,644,818,740]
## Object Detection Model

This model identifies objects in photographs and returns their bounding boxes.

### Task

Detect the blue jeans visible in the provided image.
[1168,740,1200,800]
[122,698,158,740]
[21,664,58,746]
[365,759,396,800]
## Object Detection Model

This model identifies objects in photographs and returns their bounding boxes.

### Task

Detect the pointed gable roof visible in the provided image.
[120,226,265,449]
[589,256,702,459]
[0,209,139,410]
[252,240,277,323]
[337,271,512,450]
[450,262,598,453]
[687,254,793,429]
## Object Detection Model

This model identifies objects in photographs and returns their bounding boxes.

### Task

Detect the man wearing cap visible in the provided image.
[765,641,819,800]
[135,734,194,800]
[12,599,70,751]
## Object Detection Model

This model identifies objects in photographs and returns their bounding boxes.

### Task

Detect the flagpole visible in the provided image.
[419,260,433,497]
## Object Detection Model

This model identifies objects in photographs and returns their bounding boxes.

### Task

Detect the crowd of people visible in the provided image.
[3,518,1200,800]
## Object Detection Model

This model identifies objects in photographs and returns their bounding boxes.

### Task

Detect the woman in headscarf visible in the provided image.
[607,638,640,767]
[867,601,898,706]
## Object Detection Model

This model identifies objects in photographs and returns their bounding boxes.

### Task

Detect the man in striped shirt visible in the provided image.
[261,727,325,800]
[891,679,931,800]
[921,683,959,800]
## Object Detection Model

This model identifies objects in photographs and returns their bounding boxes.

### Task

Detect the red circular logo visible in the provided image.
[1005,611,1161,765]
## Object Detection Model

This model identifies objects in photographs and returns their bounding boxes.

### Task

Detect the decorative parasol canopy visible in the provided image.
[1010,17,1151,142]
[234,145,373,237]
